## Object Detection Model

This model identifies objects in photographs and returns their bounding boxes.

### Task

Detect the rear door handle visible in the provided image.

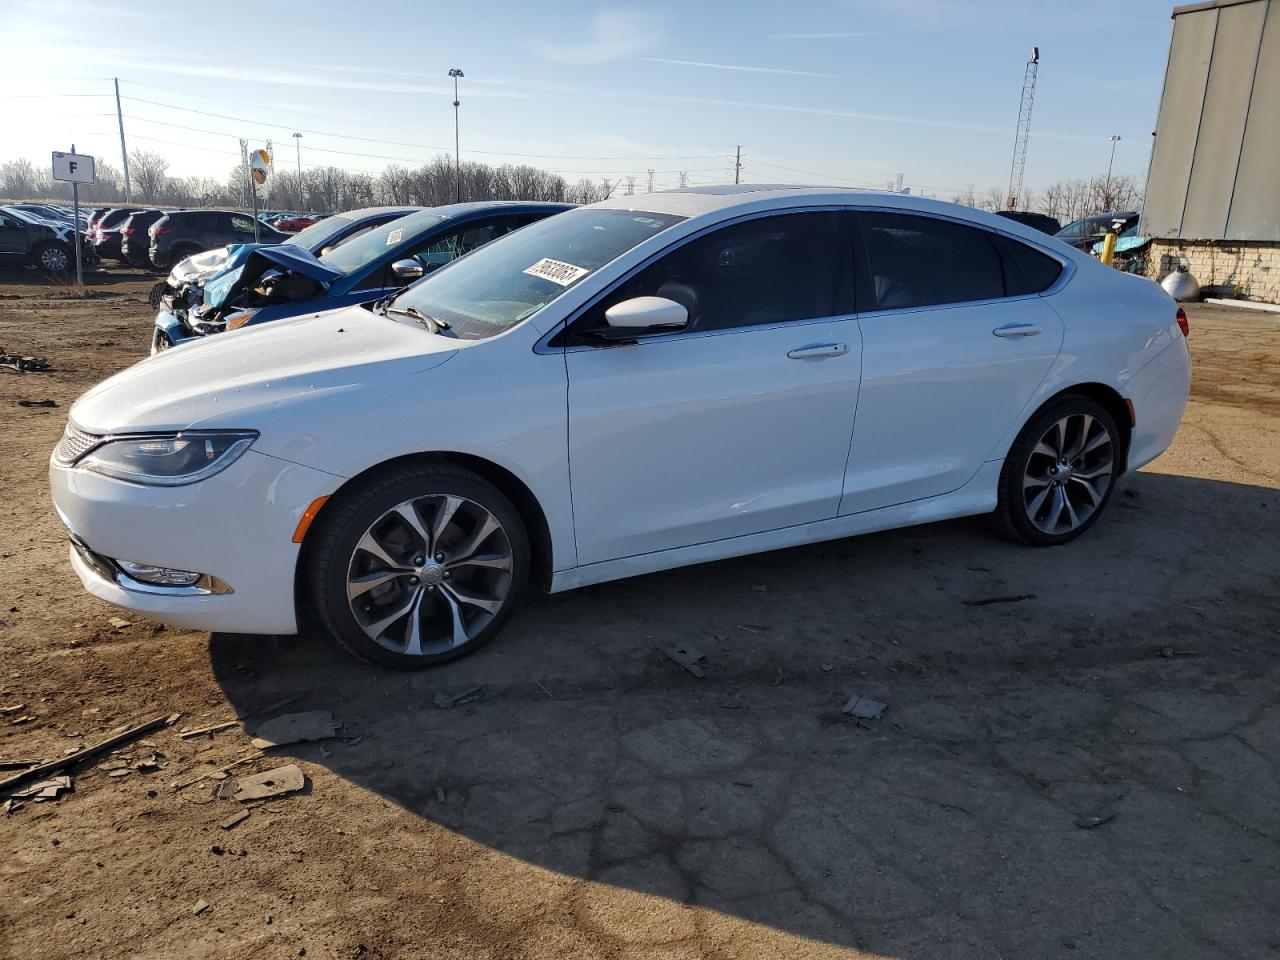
[992,323,1041,338]
[787,343,849,359]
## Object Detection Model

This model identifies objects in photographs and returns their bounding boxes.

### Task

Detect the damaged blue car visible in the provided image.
[150,201,573,353]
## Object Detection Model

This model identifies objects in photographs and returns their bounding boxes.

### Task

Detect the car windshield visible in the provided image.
[287,214,355,250]
[319,210,445,275]
[388,207,685,340]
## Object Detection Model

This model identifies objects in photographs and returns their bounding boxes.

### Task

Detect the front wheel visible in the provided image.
[994,396,1121,546]
[307,463,530,669]
[34,242,70,273]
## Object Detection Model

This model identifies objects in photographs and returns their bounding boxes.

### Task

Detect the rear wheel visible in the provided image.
[995,396,1121,545]
[307,463,529,669]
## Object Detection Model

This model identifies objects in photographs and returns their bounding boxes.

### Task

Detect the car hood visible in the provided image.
[203,245,343,308]
[70,304,458,436]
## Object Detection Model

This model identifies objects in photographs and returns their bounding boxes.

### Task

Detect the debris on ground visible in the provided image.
[171,753,258,792]
[1074,812,1115,830]
[0,704,26,715]
[107,617,131,629]
[661,643,707,679]
[751,584,768,592]
[232,764,306,802]
[962,595,1037,607]
[842,695,887,720]
[193,899,210,916]
[220,810,251,830]
[436,787,446,804]
[1157,646,1199,659]
[0,714,175,796]
[179,720,240,740]
[0,758,42,770]
[9,775,72,801]
[17,399,56,408]
[0,349,52,373]
[249,711,339,749]
[431,687,483,710]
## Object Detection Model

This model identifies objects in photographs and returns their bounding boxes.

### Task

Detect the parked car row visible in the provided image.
[51,186,1191,672]
[0,205,93,272]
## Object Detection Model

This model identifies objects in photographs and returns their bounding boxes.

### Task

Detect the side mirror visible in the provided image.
[604,295,687,330]
[390,259,424,283]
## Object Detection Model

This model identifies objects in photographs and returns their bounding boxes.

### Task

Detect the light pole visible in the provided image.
[1104,135,1121,206]
[448,67,464,203]
[292,133,302,211]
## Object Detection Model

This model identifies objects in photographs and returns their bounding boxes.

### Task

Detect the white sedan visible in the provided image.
[50,186,1190,668]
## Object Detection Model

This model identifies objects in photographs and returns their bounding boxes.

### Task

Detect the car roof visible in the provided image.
[591,184,1070,250]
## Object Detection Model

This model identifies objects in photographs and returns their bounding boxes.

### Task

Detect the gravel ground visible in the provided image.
[1,269,1277,960]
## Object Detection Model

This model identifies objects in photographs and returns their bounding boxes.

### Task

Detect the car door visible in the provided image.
[839,210,1065,515]
[0,213,28,257]
[563,210,863,565]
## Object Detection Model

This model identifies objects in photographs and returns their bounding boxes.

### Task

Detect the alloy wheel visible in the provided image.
[1022,413,1114,535]
[40,246,69,271]
[345,494,514,656]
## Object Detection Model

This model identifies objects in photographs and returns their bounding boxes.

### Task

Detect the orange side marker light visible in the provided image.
[292,496,330,544]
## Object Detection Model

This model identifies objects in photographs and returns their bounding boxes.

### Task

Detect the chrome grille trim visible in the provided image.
[53,424,104,465]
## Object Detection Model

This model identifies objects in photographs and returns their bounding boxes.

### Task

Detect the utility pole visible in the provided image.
[1006,46,1039,210]
[1104,135,1121,206]
[292,132,302,178]
[646,169,655,193]
[114,78,130,202]
[734,145,741,184]
[624,176,636,196]
[678,171,688,188]
[449,68,464,203]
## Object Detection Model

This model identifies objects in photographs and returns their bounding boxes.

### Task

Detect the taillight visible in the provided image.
[121,226,133,237]
[1176,306,1188,338]
[150,225,171,237]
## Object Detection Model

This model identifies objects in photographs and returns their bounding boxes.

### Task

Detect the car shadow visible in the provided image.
[208,469,1280,957]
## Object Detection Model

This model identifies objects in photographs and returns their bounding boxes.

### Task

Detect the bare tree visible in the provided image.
[0,158,47,199]
[128,150,169,203]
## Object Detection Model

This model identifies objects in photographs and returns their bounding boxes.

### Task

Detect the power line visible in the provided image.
[119,94,730,162]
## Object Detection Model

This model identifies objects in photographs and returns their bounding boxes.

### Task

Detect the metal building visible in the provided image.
[1142,0,1280,302]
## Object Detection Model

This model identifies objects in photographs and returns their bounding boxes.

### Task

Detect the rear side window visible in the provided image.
[996,235,1063,295]
[858,212,1004,310]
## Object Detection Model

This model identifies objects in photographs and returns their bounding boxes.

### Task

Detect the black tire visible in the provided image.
[33,241,70,274]
[306,462,530,669]
[994,395,1122,546]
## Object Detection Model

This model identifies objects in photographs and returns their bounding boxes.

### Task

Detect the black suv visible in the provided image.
[118,209,170,266]
[149,210,288,268]
[0,206,91,273]
[89,207,145,260]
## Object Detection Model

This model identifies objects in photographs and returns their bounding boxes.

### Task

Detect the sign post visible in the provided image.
[51,147,95,290]
[249,148,271,243]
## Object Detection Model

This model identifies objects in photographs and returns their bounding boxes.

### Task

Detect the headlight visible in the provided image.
[79,431,257,486]
[225,308,259,330]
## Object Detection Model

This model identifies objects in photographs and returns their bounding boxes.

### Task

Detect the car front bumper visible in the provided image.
[152,310,201,353]
[50,448,340,634]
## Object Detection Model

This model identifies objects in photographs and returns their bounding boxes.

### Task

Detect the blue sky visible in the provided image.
[3,0,1174,197]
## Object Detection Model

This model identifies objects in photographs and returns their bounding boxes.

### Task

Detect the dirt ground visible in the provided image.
[1,267,1277,960]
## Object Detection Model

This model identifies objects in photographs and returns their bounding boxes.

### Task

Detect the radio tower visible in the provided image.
[1006,46,1039,211]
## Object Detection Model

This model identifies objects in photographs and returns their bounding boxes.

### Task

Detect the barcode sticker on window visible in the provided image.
[386,228,404,246]
[523,257,589,286]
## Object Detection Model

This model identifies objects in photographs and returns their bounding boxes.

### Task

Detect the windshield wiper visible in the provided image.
[384,303,452,335]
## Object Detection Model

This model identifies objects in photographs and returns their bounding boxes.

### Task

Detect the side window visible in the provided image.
[230,215,256,234]
[570,211,844,339]
[1056,219,1083,238]
[995,235,1063,296]
[403,218,519,277]
[858,212,1004,310]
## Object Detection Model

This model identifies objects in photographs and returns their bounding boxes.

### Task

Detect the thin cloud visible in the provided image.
[529,10,657,65]
[771,31,882,39]
[637,57,836,78]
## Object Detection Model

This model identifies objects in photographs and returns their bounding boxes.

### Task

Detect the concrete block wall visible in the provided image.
[1145,239,1280,304]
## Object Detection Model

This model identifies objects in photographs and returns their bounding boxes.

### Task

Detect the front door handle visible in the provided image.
[787,343,849,360]
[992,323,1041,339]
